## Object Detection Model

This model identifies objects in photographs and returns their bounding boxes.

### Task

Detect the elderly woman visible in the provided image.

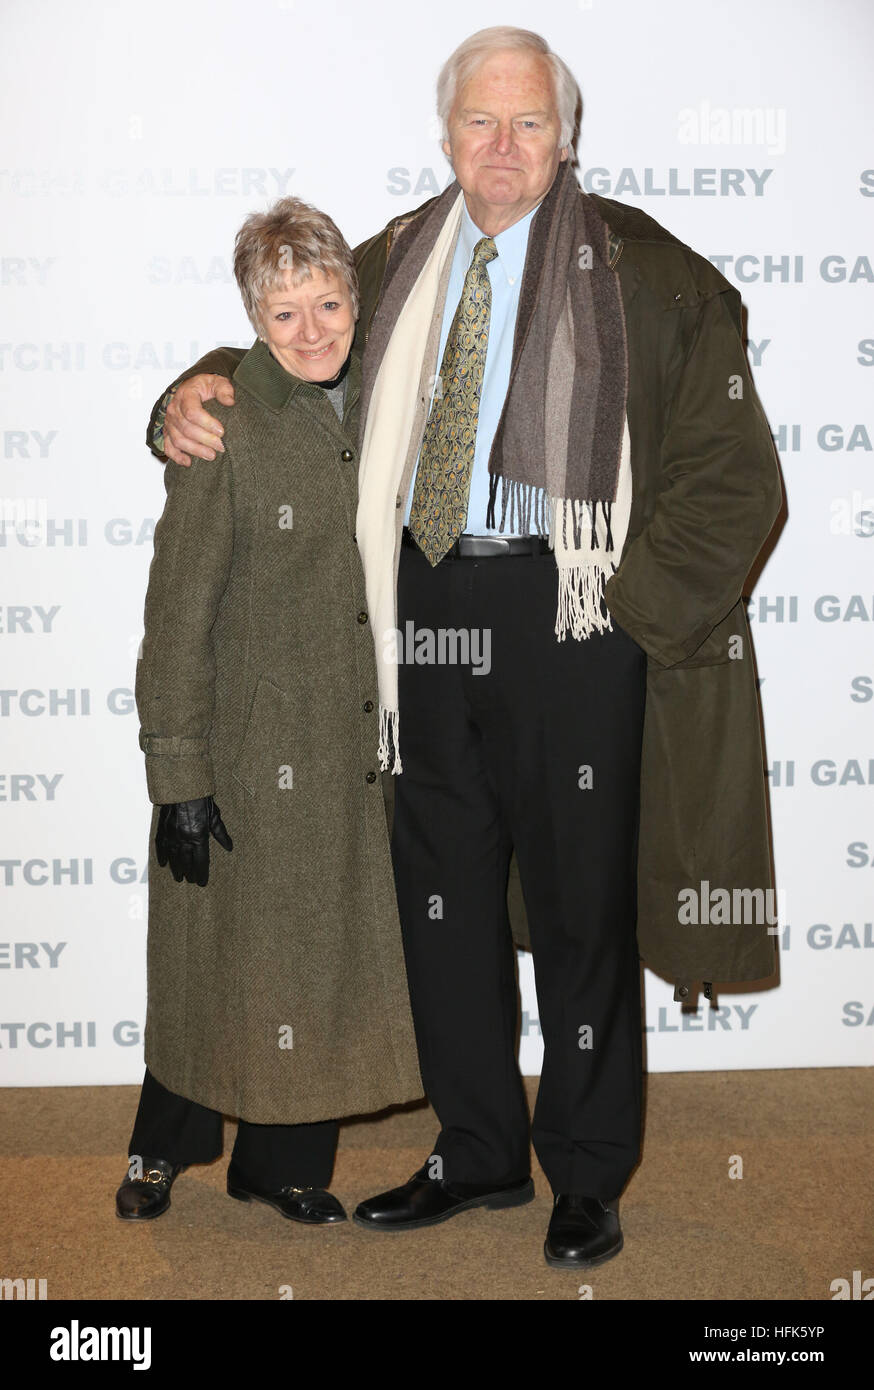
[115,198,422,1226]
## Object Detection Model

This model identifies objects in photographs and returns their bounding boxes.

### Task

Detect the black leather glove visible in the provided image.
[155,797,233,887]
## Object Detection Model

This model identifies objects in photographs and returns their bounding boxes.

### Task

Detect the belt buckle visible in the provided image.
[460,534,511,557]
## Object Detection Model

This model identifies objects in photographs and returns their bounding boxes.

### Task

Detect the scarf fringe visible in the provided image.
[378,706,402,775]
[497,476,551,538]
[490,477,617,555]
[554,565,614,643]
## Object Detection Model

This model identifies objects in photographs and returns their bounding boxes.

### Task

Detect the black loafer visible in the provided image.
[226,1160,346,1224]
[544,1194,623,1268]
[116,1155,186,1220]
[353,1163,534,1231]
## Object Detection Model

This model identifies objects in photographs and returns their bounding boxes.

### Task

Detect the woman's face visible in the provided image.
[260,267,356,381]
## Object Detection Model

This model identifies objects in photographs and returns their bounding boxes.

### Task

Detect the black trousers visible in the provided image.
[392,541,647,1199]
[128,1068,339,1189]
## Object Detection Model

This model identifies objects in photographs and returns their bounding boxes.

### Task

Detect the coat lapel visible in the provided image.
[233,338,361,445]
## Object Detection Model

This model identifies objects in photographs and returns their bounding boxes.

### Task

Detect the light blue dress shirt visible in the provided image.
[403,198,541,537]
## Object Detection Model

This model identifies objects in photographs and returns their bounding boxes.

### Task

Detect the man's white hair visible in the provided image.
[436,26,580,150]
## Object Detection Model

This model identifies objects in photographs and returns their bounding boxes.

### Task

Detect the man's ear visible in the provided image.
[442,138,453,163]
[559,146,569,163]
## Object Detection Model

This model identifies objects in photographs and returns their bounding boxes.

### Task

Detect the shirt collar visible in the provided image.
[459,198,542,288]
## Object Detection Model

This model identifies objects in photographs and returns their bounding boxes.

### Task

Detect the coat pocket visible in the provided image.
[231,676,288,796]
[655,598,750,670]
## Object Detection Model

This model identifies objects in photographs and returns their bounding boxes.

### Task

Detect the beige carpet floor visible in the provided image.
[1,1070,871,1301]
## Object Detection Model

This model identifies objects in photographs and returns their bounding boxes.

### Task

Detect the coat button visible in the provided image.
[357,611,368,625]
[678,984,689,998]
[363,700,374,713]
[395,495,402,508]
[366,770,377,783]
[341,448,354,461]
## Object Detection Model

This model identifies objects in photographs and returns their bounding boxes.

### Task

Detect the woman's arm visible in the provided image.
[135,424,234,805]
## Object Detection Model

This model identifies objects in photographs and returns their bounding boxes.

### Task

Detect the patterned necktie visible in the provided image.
[409,236,498,565]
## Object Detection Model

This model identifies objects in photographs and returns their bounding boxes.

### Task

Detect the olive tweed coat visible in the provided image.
[149,190,783,995]
[137,343,423,1123]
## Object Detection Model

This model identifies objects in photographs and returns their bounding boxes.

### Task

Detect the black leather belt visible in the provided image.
[401,526,551,559]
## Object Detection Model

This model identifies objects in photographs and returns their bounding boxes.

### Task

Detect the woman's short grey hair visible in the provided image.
[233,196,359,335]
[436,26,580,151]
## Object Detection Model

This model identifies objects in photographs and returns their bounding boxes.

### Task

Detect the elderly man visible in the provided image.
[147,26,781,1268]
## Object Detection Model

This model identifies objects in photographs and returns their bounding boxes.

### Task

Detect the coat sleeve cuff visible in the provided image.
[604,577,706,667]
[139,733,215,804]
[150,386,177,459]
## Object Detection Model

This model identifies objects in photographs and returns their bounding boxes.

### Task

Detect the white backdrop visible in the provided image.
[1,0,872,1085]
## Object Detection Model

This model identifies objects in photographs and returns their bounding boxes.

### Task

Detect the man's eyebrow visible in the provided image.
[459,107,552,119]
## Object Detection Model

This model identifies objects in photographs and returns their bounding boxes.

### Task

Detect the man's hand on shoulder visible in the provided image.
[164,373,236,466]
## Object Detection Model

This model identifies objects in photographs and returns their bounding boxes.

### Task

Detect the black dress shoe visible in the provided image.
[116,1155,186,1220]
[226,1160,346,1224]
[353,1163,534,1231]
[544,1194,623,1268]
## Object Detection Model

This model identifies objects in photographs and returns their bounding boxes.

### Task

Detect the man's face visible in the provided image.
[442,48,568,227]
[260,268,356,381]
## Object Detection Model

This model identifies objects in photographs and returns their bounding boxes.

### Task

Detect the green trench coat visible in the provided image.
[149,189,783,996]
[138,344,423,1123]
